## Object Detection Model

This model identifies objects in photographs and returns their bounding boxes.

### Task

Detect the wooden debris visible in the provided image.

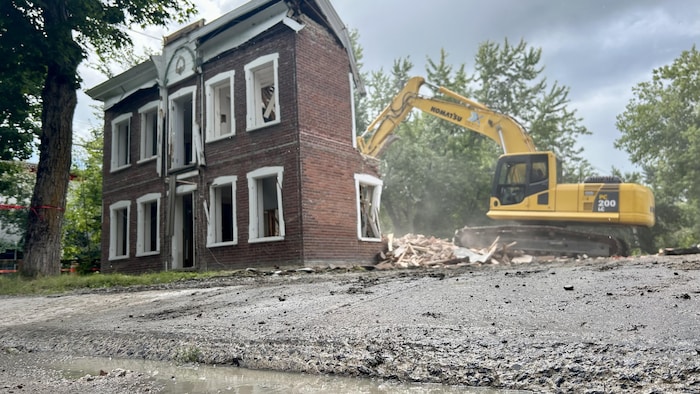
[377,233,535,269]
[659,245,700,256]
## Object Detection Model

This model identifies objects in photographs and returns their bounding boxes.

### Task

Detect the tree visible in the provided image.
[470,39,592,180]
[2,0,195,277]
[61,126,103,272]
[0,162,34,255]
[616,46,700,248]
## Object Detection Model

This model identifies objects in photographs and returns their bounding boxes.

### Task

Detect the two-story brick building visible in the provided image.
[87,0,384,274]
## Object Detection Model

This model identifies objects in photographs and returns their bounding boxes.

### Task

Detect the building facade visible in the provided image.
[87,0,383,274]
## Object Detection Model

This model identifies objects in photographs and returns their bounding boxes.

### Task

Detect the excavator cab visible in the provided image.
[492,152,554,207]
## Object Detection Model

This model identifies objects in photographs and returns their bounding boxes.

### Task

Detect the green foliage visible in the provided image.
[0,270,227,296]
[61,126,103,265]
[0,162,34,251]
[175,346,202,364]
[0,2,43,162]
[616,46,700,248]
[470,39,593,180]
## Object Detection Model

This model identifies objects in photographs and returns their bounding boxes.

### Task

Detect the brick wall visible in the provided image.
[295,16,383,263]
[102,87,167,274]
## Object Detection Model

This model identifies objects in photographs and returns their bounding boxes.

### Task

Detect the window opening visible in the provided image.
[139,101,159,161]
[205,72,235,141]
[173,191,195,268]
[247,166,284,242]
[354,174,383,241]
[136,193,160,256]
[169,87,196,169]
[111,113,131,171]
[208,176,237,246]
[261,176,279,237]
[109,201,131,260]
[245,53,279,130]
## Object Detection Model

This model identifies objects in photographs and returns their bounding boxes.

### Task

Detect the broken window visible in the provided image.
[247,166,284,242]
[136,193,160,256]
[138,101,159,162]
[169,86,197,169]
[245,53,279,130]
[110,113,131,171]
[354,174,383,241]
[207,176,237,246]
[205,71,235,141]
[109,200,131,260]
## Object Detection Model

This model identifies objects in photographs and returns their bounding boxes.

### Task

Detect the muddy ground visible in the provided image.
[1,254,699,393]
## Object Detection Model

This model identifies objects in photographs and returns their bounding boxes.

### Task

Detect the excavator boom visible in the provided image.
[357,77,536,156]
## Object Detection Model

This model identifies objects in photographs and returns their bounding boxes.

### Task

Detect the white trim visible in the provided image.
[108,200,131,260]
[207,175,238,247]
[135,193,161,257]
[349,72,357,149]
[282,17,305,32]
[176,183,197,194]
[354,174,383,242]
[247,166,284,243]
[205,71,236,142]
[138,100,160,163]
[171,185,197,269]
[245,53,280,131]
[110,113,132,172]
[168,85,197,170]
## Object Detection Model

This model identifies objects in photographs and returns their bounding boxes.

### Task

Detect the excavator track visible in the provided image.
[454,225,629,258]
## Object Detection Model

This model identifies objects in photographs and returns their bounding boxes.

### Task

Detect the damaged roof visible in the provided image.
[87,0,364,105]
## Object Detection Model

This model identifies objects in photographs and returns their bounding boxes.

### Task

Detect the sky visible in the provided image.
[76,0,700,174]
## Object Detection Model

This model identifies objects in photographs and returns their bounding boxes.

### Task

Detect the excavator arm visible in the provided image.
[357,76,536,157]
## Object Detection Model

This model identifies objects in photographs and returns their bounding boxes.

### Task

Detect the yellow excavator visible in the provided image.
[357,76,655,257]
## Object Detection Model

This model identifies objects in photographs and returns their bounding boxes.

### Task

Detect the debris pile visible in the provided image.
[375,233,534,270]
[659,245,700,256]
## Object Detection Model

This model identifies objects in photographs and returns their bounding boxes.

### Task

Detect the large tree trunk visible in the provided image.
[20,1,79,277]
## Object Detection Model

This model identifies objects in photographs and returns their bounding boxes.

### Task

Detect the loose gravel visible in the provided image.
[1,254,699,393]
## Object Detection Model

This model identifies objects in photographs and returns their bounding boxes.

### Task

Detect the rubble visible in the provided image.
[659,244,700,256]
[375,233,536,269]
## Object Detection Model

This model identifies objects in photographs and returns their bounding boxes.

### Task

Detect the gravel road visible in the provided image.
[1,254,699,393]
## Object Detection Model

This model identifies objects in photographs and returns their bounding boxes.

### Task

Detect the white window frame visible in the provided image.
[205,71,235,142]
[354,174,383,242]
[207,176,238,247]
[245,53,280,131]
[109,200,131,260]
[349,73,358,149]
[110,113,132,172]
[138,101,159,163]
[247,166,284,243]
[136,193,161,257]
[168,86,197,169]
[171,183,197,270]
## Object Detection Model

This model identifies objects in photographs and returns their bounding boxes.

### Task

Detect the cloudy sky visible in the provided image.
[77,0,700,174]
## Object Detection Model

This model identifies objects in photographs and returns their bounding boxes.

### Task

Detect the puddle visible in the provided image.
[55,356,530,393]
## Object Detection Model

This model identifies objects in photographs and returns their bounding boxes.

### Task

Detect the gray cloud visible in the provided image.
[332,0,700,174]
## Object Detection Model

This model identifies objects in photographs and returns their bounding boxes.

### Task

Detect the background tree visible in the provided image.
[470,39,593,180]
[0,163,34,255]
[61,126,103,273]
[616,46,700,249]
[2,0,195,277]
[361,39,593,237]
